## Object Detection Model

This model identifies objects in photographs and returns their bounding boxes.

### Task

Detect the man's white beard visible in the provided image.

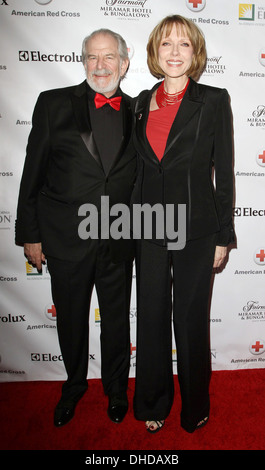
[87,69,121,96]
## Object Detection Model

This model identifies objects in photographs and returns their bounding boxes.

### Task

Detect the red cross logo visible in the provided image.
[47,305,57,319]
[258,150,265,164]
[252,341,264,353]
[130,343,136,356]
[261,54,265,59]
[256,249,265,263]
[189,0,202,7]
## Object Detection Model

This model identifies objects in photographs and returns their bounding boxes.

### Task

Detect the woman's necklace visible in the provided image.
[156,79,189,108]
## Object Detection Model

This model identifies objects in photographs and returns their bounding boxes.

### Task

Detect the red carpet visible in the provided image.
[0,369,264,454]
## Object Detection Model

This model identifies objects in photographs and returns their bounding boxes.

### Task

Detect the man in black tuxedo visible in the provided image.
[16,29,136,427]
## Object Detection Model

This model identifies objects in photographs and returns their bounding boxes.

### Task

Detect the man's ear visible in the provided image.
[120,58,130,78]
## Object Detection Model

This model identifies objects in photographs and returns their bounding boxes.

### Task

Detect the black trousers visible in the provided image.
[47,240,132,404]
[133,234,216,433]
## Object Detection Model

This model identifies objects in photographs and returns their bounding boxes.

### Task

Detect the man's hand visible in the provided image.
[24,243,46,271]
[213,246,227,269]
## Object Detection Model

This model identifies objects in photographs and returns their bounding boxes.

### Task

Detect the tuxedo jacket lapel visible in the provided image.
[71,81,103,169]
[109,93,133,171]
[135,79,205,163]
[135,89,156,163]
[71,82,133,174]
[164,80,204,158]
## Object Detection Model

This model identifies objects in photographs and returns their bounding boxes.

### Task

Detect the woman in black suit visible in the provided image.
[132,15,235,433]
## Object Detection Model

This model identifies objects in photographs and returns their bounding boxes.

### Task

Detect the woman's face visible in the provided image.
[158,23,194,80]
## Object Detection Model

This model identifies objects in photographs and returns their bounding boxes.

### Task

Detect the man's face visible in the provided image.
[84,33,129,97]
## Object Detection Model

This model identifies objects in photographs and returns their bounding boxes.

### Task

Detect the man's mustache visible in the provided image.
[92,69,113,76]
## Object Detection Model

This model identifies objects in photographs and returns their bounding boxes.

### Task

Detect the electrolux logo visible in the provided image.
[31,352,96,361]
[19,50,82,63]
[233,207,265,217]
[31,353,63,362]
[0,314,26,323]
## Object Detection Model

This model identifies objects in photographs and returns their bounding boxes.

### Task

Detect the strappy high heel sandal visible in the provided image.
[196,416,208,429]
[145,420,165,433]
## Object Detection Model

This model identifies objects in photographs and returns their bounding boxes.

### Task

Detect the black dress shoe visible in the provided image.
[107,395,128,423]
[54,401,76,427]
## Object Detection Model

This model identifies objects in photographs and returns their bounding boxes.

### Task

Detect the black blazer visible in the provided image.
[15,81,137,262]
[131,78,235,246]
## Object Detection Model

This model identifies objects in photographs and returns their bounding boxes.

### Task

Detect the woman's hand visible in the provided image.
[213,246,227,269]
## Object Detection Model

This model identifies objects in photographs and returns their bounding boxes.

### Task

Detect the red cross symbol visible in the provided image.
[258,150,265,164]
[189,0,202,7]
[261,53,265,59]
[256,249,265,263]
[130,343,136,355]
[252,341,264,353]
[47,305,57,318]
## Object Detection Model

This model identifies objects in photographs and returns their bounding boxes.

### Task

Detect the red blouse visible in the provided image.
[146,102,182,161]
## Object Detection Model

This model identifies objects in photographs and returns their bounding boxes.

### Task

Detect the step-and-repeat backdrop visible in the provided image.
[1,0,265,382]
